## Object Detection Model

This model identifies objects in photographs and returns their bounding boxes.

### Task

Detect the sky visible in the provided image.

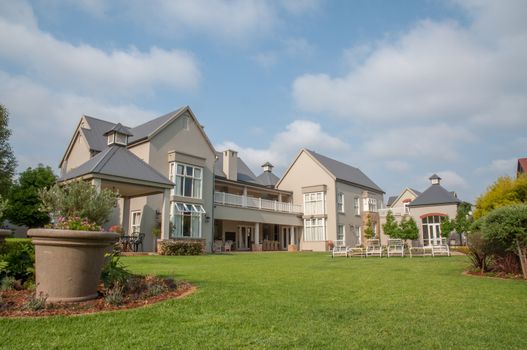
[0,0,526,203]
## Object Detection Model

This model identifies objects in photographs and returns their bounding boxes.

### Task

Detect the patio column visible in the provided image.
[290,226,295,245]
[253,223,262,252]
[161,189,170,240]
[92,178,102,193]
[122,197,130,234]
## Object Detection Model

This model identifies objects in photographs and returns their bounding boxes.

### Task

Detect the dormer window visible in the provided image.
[103,123,132,147]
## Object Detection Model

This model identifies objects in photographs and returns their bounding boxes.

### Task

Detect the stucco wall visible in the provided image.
[63,132,91,174]
[409,203,458,245]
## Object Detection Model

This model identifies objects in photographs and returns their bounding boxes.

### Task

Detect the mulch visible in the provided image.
[0,282,196,318]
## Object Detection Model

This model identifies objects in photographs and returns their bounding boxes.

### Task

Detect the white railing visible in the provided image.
[378,206,410,217]
[214,191,303,214]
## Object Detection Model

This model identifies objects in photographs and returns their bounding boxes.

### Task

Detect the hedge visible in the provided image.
[0,238,35,282]
[158,240,203,256]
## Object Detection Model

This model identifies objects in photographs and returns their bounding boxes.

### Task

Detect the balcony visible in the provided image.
[214,191,303,214]
[378,206,410,217]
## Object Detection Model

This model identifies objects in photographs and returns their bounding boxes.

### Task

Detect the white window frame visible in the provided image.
[170,202,204,238]
[170,162,203,199]
[337,192,344,213]
[303,191,326,215]
[354,197,360,215]
[303,218,326,241]
[337,224,345,246]
[130,210,142,234]
[363,197,378,212]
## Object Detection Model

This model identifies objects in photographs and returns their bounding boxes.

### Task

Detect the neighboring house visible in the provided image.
[517,158,527,177]
[59,106,383,252]
[277,149,385,251]
[379,174,461,246]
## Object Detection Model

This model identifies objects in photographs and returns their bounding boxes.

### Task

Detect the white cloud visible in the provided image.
[385,160,411,173]
[292,2,527,128]
[0,72,157,171]
[0,2,200,96]
[435,170,468,189]
[216,120,349,172]
[475,158,516,176]
[362,124,475,161]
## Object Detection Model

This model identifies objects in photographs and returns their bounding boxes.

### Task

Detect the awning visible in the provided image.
[174,202,206,214]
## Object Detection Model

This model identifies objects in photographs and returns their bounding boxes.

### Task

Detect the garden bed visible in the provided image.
[0,276,195,317]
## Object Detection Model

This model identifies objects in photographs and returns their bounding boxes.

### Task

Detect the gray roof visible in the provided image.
[59,145,173,187]
[256,171,280,187]
[128,107,185,145]
[82,116,120,152]
[214,152,260,184]
[409,183,460,207]
[410,188,422,196]
[386,196,398,207]
[306,150,384,193]
[104,123,132,136]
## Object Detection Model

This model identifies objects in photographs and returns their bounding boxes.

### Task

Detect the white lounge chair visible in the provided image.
[365,239,383,257]
[387,239,404,257]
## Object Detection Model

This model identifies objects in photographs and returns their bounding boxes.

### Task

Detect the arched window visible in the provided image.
[421,214,447,246]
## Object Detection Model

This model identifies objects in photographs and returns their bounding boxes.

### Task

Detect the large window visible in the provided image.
[304,192,326,215]
[354,197,360,215]
[422,215,445,246]
[304,218,326,241]
[336,224,345,246]
[337,192,344,213]
[170,162,202,199]
[170,202,206,238]
[363,198,378,212]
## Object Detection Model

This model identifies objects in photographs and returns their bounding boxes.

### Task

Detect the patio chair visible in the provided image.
[224,240,233,252]
[131,232,145,252]
[409,242,433,257]
[332,245,348,258]
[365,239,383,257]
[347,245,365,258]
[387,239,404,257]
[213,240,223,253]
[432,239,450,257]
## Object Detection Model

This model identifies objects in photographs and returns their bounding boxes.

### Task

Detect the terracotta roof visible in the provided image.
[518,158,527,174]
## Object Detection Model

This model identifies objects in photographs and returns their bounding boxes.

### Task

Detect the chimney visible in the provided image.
[223,149,238,181]
[261,162,274,173]
[429,174,441,185]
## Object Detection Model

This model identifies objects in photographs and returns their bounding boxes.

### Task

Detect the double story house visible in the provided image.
[379,174,461,246]
[59,106,382,252]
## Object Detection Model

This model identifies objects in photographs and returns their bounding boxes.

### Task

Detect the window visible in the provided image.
[130,211,141,233]
[304,218,326,241]
[337,224,345,246]
[170,162,203,199]
[363,198,378,212]
[170,202,205,238]
[422,215,445,246]
[337,192,344,213]
[354,197,360,215]
[303,192,326,215]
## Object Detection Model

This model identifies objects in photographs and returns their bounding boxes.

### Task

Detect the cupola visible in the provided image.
[429,173,441,185]
[261,161,274,173]
[104,123,132,146]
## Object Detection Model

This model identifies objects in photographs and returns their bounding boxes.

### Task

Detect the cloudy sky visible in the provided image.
[1,0,526,203]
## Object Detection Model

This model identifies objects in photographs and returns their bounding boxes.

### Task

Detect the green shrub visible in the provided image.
[101,252,132,289]
[466,231,493,272]
[0,238,34,282]
[24,292,47,311]
[104,286,124,306]
[0,276,16,291]
[159,240,203,256]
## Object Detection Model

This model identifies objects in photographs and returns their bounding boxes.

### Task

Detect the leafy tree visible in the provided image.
[0,105,17,196]
[440,216,455,239]
[364,214,375,240]
[382,210,401,238]
[480,204,527,279]
[474,175,527,219]
[441,202,473,245]
[0,195,7,222]
[5,165,56,228]
[399,217,419,241]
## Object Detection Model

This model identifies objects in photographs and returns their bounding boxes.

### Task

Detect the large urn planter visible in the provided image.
[0,229,11,244]
[27,229,119,302]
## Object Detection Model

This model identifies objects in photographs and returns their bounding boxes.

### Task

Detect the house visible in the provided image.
[517,158,527,177]
[59,106,382,252]
[379,174,461,246]
[277,149,385,251]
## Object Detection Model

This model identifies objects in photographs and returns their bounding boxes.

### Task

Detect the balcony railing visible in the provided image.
[214,191,303,214]
[378,206,410,217]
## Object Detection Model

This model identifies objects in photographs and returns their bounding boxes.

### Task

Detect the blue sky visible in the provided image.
[0,0,526,203]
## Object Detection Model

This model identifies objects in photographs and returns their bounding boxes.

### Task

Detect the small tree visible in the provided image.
[474,175,527,219]
[364,214,375,240]
[39,180,119,226]
[0,105,17,196]
[399,217,419,241]
[382,210,401,238]
[5,165,56,228]
[440,216,455,241]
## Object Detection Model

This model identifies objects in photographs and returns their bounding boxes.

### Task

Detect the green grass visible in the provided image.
[1,253,526,349]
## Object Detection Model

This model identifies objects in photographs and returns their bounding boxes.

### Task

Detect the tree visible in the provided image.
[364,214,375,240]
[5,165,56,228]
[474,175,527,219]
[382,210,401,238]
[399,217,419,241]
[0,105,17,196]
[454,201,472,245]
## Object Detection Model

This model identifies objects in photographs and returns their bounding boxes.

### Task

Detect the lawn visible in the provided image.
[1,253,526,349]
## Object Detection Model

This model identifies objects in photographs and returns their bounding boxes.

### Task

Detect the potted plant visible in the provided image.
[27,180,120,302]
[0,196,11,244]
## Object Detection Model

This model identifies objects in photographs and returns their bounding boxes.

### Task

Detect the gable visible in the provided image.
[391,188,419,208]
[277,150,334,191]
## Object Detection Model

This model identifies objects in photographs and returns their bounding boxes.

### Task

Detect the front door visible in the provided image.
[430,223,442,245]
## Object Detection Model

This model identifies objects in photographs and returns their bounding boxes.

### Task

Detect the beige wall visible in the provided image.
[390,189,418,208]
[409,203,458,245]
[214,205,302,226]
[278,151,335,251]
[63,132,91,174]
[129,142,150,163]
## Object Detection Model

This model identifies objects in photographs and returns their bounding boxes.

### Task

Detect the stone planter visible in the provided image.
[0,229,11,244]
[288,244,297,252]
[27,229,119,302]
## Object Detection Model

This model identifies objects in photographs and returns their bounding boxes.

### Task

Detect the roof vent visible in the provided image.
[104,123,133,147]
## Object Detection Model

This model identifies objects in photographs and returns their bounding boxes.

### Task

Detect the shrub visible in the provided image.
[0,238,34,283]
[39,180,119,226]
[101,252,132,289]
[104,285,125,306]
[24,292,47,311]
[158,240,203,256]
[144,281,168,298]
[466,231,493,273]
[0,276,16,291]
